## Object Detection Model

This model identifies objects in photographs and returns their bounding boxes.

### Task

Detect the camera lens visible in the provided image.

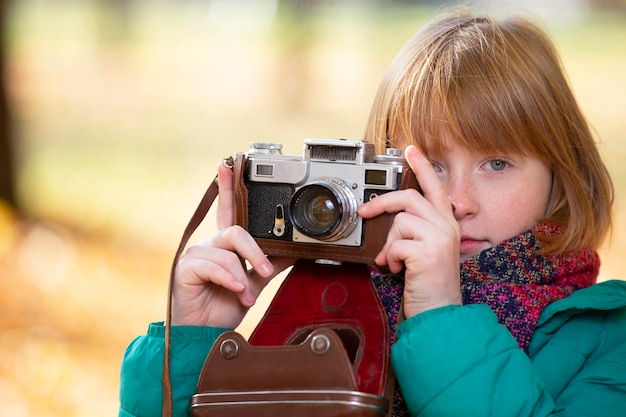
[307,193,336,226]
[290,179,358,241]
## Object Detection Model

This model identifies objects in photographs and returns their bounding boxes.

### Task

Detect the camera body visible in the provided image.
[232,139,418,264]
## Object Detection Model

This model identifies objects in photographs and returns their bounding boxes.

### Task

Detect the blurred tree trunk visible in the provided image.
[0,0,16,210]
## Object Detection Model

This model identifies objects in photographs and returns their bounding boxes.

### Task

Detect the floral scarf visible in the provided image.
[372,222,600,416]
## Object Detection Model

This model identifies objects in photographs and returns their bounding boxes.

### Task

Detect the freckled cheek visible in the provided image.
[485,185,540,239]
[503,191,547,233]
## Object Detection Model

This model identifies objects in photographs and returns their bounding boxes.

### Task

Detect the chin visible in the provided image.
[459,248,487,262]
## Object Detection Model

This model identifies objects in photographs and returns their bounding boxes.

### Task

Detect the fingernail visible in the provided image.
[244,293,256,307]
[405,145,418,158]
[260,261,274,276]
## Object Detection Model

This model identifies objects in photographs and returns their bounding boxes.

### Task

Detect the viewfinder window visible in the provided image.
[365,170,387,186]
[256,164,274,176]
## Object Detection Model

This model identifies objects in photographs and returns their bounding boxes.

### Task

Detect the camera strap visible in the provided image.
[162,164,224,417]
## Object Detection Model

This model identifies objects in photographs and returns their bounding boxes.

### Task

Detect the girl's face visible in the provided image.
[428,143,553,262]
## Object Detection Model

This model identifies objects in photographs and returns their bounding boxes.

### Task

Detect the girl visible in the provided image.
[119,10,626,417]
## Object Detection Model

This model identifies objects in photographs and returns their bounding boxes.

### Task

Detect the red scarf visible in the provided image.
[373,222,600,417]
[461,222,599,351]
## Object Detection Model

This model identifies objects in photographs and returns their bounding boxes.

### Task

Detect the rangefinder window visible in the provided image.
[365,170,387,186]
[256,164,274,176]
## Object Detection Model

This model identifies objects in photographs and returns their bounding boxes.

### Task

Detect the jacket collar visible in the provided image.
[536,280,626,329]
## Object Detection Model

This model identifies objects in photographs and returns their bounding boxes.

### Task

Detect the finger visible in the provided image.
[377,241,411,274]
[207,226,275,278]
[377,225,456,271]
[243,255,297,296]
[238,255,297,306]
[374,212,432,270]
[216,162,235,230]
[266,256,297,277]
[195,229,295,306]
[177,253,247,293]
[182,246,260,308]
[358,188,424,219]
[404,145,453,216]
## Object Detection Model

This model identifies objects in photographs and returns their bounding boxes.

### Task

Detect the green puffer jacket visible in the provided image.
[118,280,626,417]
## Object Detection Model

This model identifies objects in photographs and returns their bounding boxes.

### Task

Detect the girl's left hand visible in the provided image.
[357,145,462,318]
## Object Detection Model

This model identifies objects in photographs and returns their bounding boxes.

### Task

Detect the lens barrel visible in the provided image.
[289,178,358,241]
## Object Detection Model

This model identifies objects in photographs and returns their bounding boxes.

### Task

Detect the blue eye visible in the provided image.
[431,162,442,173]
[487,159,507,171]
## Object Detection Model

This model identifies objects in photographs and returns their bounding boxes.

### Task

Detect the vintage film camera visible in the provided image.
[231,139,418,264]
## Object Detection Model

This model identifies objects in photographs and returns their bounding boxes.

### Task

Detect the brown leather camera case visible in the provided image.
[190,328,389,417]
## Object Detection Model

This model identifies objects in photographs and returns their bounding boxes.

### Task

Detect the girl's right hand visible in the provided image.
[357,146,462,318]
[171,162,295,329]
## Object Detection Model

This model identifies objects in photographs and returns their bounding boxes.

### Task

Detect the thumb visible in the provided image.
[216,162,235,230]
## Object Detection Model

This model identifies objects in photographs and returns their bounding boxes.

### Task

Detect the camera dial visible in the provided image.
[290,178,358,242]
[373,148,407,166]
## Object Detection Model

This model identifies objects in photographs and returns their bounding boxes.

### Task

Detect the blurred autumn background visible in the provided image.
[0,0,624,415]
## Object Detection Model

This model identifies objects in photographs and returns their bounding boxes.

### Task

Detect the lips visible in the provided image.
[459,237,486,256]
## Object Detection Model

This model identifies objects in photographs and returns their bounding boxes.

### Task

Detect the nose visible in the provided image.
[445,175,478,220]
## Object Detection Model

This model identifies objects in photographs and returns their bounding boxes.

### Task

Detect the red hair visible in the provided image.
[364,11,613,254]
